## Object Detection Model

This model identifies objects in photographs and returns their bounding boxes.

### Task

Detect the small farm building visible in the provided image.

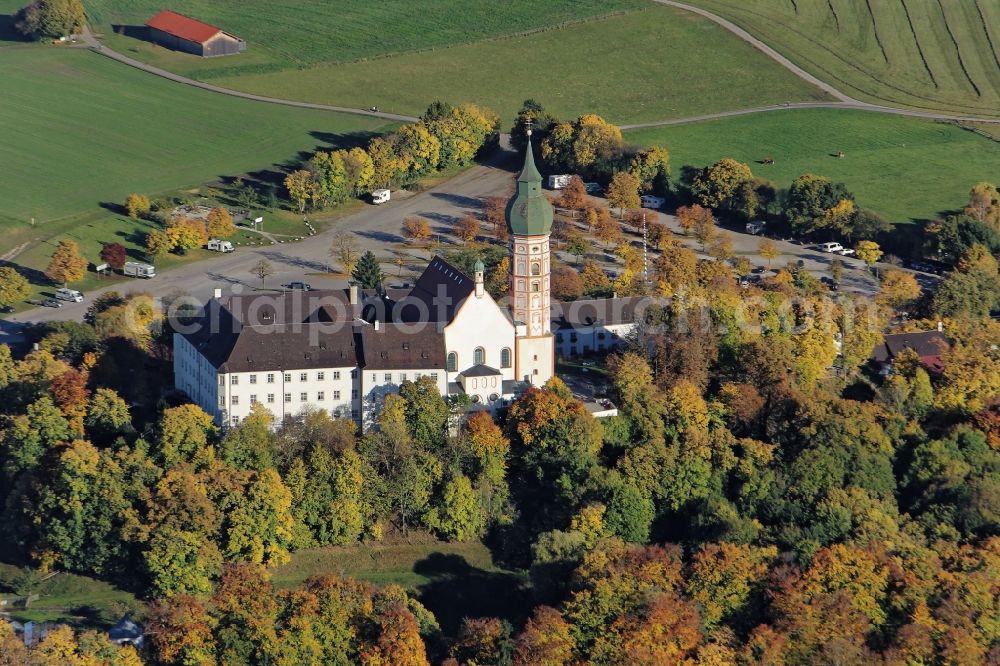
[145,10,245,57]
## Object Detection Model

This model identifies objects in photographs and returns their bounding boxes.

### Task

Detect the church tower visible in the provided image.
[506,131,554,385]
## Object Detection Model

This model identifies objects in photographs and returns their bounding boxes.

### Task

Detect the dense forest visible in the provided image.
[0,235,998,665]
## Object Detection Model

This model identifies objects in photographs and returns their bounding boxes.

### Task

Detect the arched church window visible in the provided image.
[531,262,540,276]
[447,352,457,372]
[501,348,511,368]
[474,347,485,365]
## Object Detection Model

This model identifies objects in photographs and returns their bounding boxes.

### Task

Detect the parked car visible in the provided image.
[837,247,855,256]
[746,221,766,235]
[42,298,63,308]
[583,182,602,194]
[751,266,767,274]
[817,242,845,253]
[286,281,312,291]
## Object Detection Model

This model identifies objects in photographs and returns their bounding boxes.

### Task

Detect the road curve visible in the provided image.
[80,26,419,124]
[648,0,1000,126]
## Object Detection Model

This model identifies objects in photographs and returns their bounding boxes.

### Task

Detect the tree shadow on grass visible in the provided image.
[413,553,531,637]
[0,15,25,43]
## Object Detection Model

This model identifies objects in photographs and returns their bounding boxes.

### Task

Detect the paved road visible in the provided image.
[80,26,418,124]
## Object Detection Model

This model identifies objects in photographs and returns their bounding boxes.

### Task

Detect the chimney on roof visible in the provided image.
[349,284,358,306]
[374,319,380,332]
[937,321,943,333]
[474,259,485,298]
[213,288,222,299]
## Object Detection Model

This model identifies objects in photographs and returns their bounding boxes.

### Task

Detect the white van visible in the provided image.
[640,195,665,210]
[207,239,234,253]
[548,174,572,189]
[817,242,845,253]
[372,189,391,204]
[55,288,83,302]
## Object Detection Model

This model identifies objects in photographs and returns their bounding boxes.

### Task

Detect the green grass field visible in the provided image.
[624,108,1000,223]
[83,0,646,71]
[73,2,830,124]
[208,6,829,124]
[274,538,530,633]
[0,562,139,628]
[0,47,391,230]
[686,0,1000,118]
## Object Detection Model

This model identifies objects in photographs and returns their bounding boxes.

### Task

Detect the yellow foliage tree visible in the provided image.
[45,239,87,286]
[205,207,236,238]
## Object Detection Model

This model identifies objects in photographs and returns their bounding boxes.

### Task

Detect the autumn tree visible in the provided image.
[876,269,921,313]
[402,216,433,246]
[675,204,713,241]
[758,238,780,267]
[45,239,87,286]
[248,258,273,289]
[284,169,314,213]
[15,0,84,38]
[606,171,641,217]
[558,176,588,211]
[124,193,150,219]
[855,240,883,276]
[330,230,361,274]
[145,229,172,258]
[786,173,855,236]
[165,216,208,253]
[0,266,30,308]
[456,213,481,245]
[629,145,671,195]
[206,207,236,238]
[595,213,622,248]
[581,260,611,294]
[97,242,126,272]
[551,265,584,300]
[691,158,753,211]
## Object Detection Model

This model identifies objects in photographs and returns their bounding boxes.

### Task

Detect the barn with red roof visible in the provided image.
[145,10,245,57]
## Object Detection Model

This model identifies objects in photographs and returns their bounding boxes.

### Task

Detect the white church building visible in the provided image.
[174,135,577,428]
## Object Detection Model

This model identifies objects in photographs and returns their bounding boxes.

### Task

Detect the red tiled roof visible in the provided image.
[146,10,223,44]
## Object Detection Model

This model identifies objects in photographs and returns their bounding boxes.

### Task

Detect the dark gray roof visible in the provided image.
[871,330,948,363]
[460,364,501,377]
[406,256,475,322]
[358,323,445,370]
[218,323,359,373]
[551,297,648,330]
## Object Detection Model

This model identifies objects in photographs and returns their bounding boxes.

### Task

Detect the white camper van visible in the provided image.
[55,288,83,302]
[207,239,234,253]
[548,174,572,189]
[372,189,391,204]
[640,195,665,210]
[123,262,156,279]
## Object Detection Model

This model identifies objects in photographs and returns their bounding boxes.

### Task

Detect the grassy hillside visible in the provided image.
[685,0,1000,118]
[207,6,830,124]
[0,47,390,230]
[624,108,1000,223]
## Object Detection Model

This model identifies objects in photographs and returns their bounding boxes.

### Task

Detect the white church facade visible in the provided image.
[174,136,570,428]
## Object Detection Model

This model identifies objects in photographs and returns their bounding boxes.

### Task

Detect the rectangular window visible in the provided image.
[249,374,257,384]
[317,391,325,401]
[300,372,308,382]
[333,390,341,400]
[219,395,225,407]
[300,392,308,402]
[372,373,377,383]
[231,376,238,385]
[284,373,292,382]
[400,373,407,382]
[219,375,225,386]
[430,373,438,381]
[333,371,340,380]
[231,416,239,426]
[267,394,275,404]
[284,393,292,403]
[267,373,275,383]
[250,394,257,404]
[231,395,239,405]
[317,372,325,381]
[385,373,392,383]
